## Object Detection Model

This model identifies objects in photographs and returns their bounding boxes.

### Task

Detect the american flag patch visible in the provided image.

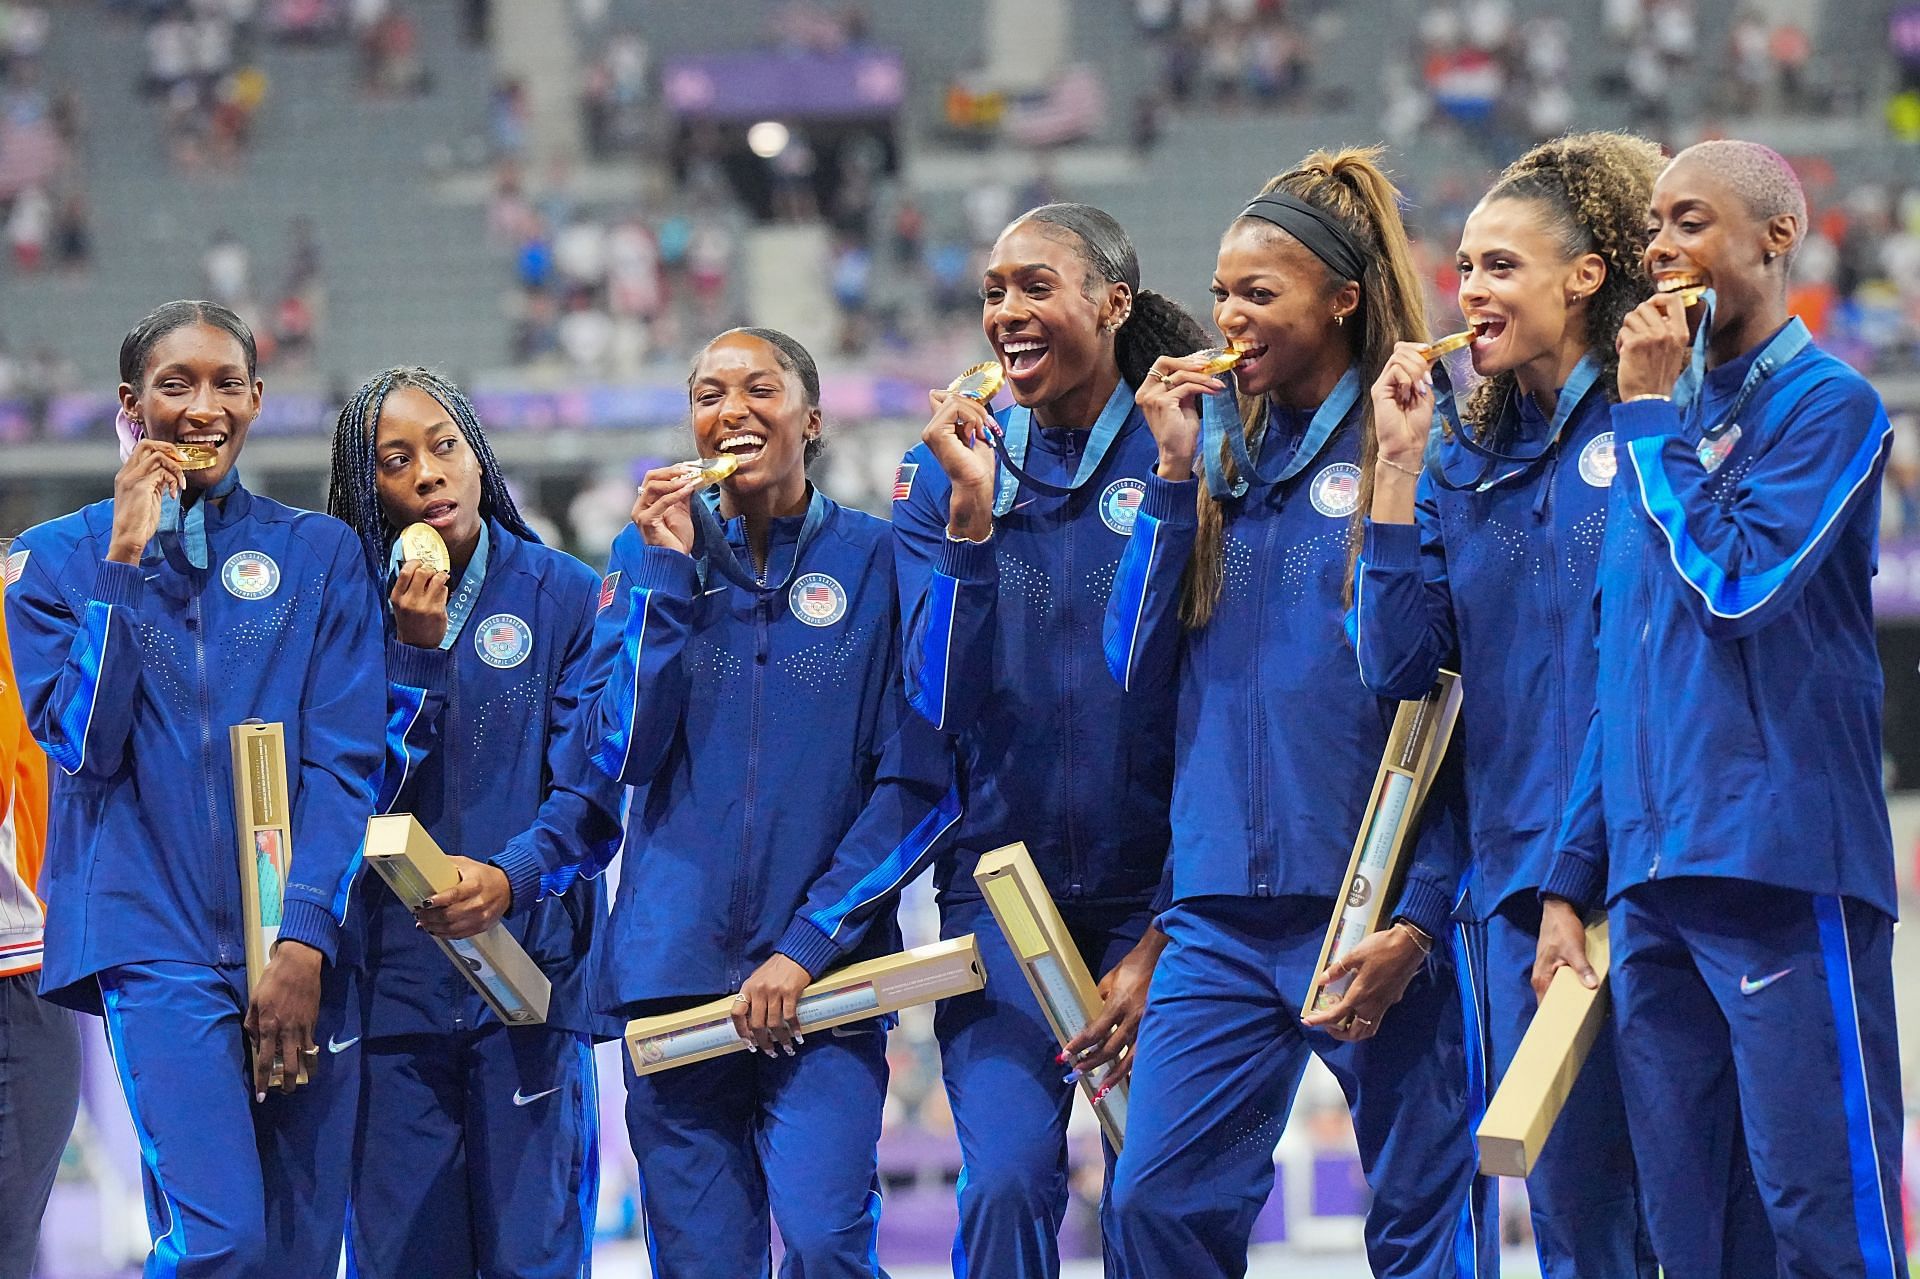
[599,571,621,611]
[802,584,832,607]
[2,547,27,588]
[892,462,918,502]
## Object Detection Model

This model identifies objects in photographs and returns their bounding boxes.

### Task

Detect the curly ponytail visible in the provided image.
[1183,145,1430,626]
[1461,131,1665,440]
[1015,203,1209,394]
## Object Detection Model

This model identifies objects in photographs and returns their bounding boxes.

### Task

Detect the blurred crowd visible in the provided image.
[0,2,89,276]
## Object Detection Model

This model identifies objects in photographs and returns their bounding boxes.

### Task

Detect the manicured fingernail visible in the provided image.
[781,1043,795,1057]
[256,1091,266,1103]
[1055,1050,1070,1065]
[793,1034,805,1045]
[1091,1084,1111,1104]
[1062,1070,1080,1084]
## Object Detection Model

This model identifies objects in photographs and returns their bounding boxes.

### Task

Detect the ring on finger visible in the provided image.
[1352,1015,1374,1028]
[1150,369,1173,385]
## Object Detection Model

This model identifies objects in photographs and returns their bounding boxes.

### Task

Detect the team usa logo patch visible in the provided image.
[2,547,28,588]
[789,572,848,627]
[1578,431,1617,488]
[475,613,533,669]
[221,551,280,600]
[891,462,918,502]
[1099,478,1147,535]
[598,571,621,611]
[1309,463,1362,518]
[1698,424,1742,474]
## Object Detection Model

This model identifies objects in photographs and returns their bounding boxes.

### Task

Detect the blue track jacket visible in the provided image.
[3,481,384,1008]
[1540,322,1897,916]
[1102,404,1456,937]
[892,402,1174,905]
[584,495,960,1012]
[1353,388,1612,919]
[373,521,624,1037]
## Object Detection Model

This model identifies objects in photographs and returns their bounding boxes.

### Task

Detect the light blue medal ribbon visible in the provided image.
[689,486,829,593]
[388,522,490,649]
[1196,365,1361,501]
[990,378,1136,517]
[155,467,239,569]
[1429,352,1606,494]
[1694,314,1812,439]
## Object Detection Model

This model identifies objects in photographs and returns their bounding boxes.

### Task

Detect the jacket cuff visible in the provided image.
[632,545,700,597]
[387,639,450,693]
[488,841,544,915]
[1362,518,1421,569]
[1391,874,1453,940]
[92,559,146,608]
[274,898,341,965]
[936,532,997,582]
[775,917,842,980]
[1611,397,1682,446]
[1140,473,1199,526]
[1539,853,1605,914]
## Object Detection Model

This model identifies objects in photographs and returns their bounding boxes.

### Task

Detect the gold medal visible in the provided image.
[1420,330,1476,361]
[686,455,739,484]
[173,443,219,472]
[1656,272,1708,307]
[1194,344,1248,375]
[946,362,1005,403]
[398,522,451,574]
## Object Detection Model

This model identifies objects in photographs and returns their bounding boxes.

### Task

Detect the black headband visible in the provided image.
[1239,193,1367,284]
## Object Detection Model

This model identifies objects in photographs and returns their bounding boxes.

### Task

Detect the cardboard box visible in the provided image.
[1477,918,1612,1177]
[1304,670,1463,1018]
[974,843,1128,1149]
[624,935,985,1077]
[364,813,551,1026]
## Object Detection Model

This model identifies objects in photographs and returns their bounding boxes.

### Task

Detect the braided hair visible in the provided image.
[1462,132,1666,440]
[1016,203,1210,390]
[327,366,538,580]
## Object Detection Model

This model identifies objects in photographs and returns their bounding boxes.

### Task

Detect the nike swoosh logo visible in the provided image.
[512,1086,561,1107]
[328,1035,360,1053]
[1739,968,1793,996]
[1011,498,1038,511]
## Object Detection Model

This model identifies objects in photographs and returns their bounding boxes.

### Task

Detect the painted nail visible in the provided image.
[1055,1050,1070,1065]
[781,1042,795,1057]
[1091,1084,1111,1104]
[793,1034,805,1046]
[1062,1070,1080,1084]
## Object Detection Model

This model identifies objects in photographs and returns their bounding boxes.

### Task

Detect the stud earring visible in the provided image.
[1334,314,1345,327]
[1764,250,1778,263]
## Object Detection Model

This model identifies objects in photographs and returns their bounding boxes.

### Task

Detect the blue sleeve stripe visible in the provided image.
[378,683,429,816]
[1104,513,1160,692]
[48,600,112,775]
[910,576,959,731]
[1627,408,1891,620]
[330,833,366,922]
[807,783,963,941]
[590,586,650,780]
[1813,894,1903,1277]
[98,977,190,1277]
[539,802,631,898]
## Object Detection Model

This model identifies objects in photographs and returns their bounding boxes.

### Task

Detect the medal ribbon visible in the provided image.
[690,486,829,594]
[989,378,1135,517]
[1428,352,1605,493]
[156,467,239,570]
[1196,365,1361,501]
[1691,313,1811,439]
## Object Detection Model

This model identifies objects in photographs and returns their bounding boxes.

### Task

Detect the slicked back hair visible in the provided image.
[119,299,258,387]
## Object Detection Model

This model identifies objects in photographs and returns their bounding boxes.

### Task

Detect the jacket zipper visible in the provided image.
[729,577,771,990]
[1249,505,1278,894]
[191,584,230,965]
[1061,465,1082,899]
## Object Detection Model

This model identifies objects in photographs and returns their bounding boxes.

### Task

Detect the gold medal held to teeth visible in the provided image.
[1657,273,1708,307]
[1420,330,1476,361]
[947,362,1005,403]
[1194,345,1247,375]
[398,522,451,574]
[687,455,739,484]
[174,443,219,472]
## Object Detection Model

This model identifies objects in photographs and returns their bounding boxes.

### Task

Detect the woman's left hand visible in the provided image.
[1060,927,1168,1095]
[730,954,813,1056]
[415,856,512,939]
[1299,922,1431,1042]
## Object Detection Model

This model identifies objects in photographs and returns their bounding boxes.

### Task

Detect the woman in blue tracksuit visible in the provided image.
[1101,148,1493,1278]
[1354,133,1666,1277]
[891,202,1207,1278]
[325,367,625,1278]
[1535,141,1905,1279]
[584,327,958,1278]
[3,300,385,1278]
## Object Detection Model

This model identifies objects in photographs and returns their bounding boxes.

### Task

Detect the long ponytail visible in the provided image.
[1182,146,1430,626]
